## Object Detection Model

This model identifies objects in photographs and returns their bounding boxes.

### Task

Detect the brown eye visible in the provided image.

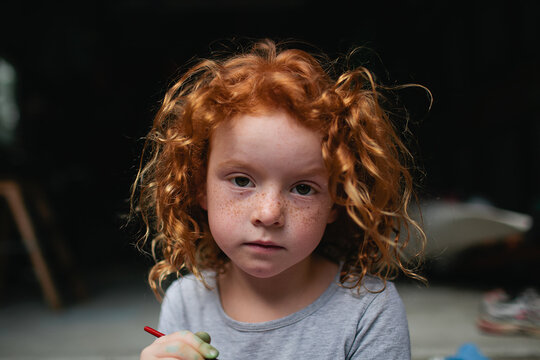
[233,177,252,187]
[293,184,313,195]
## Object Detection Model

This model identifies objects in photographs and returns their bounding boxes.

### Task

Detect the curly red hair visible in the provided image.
[132,39,425,298]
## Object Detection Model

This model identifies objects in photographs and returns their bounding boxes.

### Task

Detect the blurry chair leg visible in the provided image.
[0,180,62,309]
[30,184,87,300]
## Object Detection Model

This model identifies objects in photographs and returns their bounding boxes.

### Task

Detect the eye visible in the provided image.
[231,176,253,187]
[292,184,314,196]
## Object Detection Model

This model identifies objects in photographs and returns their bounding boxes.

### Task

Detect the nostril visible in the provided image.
[251,193,285,226]
[251,208,284,227]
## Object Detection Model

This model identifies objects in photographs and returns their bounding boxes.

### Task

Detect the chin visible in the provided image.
[245,268,281,279]
[237,263,285,279]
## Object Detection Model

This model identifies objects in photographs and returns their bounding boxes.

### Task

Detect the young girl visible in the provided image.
[133,39,425,360]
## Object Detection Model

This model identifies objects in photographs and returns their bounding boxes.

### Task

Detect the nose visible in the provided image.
[251,191,285,227]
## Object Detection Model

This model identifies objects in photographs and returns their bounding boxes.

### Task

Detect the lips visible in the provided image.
[244,240,284,250]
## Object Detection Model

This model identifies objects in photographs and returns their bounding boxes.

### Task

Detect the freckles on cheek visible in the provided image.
[208,187,243,220]
[225,198,243,217]
[290,204,324,227]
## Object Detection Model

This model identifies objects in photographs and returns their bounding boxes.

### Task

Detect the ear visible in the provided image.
[327,205,338,224]
[198,186,208,210]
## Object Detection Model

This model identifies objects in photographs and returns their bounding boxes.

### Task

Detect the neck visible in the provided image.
[217,255,338,322]
[230,256,315,299]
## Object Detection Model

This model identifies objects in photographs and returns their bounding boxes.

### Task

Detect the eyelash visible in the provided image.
[291,184,315,196]
[231,176,253,188]
[230,176,316,196]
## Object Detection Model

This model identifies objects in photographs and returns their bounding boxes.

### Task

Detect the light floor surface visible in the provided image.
[1,270,539,360]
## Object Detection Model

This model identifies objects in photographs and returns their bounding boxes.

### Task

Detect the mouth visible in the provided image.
[243,241,285,250]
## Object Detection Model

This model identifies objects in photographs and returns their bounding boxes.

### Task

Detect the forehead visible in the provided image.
[209,111,325,170]
[216,110,320,143]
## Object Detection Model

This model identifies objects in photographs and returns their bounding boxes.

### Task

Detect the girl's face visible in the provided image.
[200,111,336,279]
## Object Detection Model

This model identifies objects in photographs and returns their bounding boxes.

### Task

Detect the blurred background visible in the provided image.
[0,0,539,359]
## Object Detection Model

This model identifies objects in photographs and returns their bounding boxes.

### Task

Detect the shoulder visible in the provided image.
[362,278,406,324]
[164,272,209,295]
[162,272,217,306]
[158,272,218,334]
[348,276,406,325]
[336,276,410,359]
[323,275,408,331]
[336,275,404,309]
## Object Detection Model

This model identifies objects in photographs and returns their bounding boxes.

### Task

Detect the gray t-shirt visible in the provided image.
[158,270,410,360]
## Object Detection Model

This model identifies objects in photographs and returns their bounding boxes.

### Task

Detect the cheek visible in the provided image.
[288,201,333,237]
[206,185,248,234]
[291,196,334,224]
[207,186,230,222]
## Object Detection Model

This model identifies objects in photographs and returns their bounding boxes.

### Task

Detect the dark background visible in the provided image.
[0,1,539,300]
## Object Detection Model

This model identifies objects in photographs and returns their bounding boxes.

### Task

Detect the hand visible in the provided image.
[140,330,219,360]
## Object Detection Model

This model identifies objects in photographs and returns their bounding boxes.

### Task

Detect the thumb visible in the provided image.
[195,331,211,344]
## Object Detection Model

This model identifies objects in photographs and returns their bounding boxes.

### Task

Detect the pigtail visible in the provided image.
[132,60,227,299]
[328,67,426,290]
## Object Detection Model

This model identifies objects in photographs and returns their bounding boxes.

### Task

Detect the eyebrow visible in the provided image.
[217,159,328,179]
[291,163,329,178]
[217,159,253,169]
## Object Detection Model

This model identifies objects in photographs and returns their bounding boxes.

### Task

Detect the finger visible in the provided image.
[160,341,204,360]
[171,331,219,359]
[141,342,191,360]
[194,331,211,344]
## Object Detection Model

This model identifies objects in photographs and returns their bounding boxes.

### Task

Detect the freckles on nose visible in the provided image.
[261,192,283,209]
[251,191,286,225]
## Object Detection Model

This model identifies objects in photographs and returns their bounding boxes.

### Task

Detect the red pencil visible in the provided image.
[144,326,165,338]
